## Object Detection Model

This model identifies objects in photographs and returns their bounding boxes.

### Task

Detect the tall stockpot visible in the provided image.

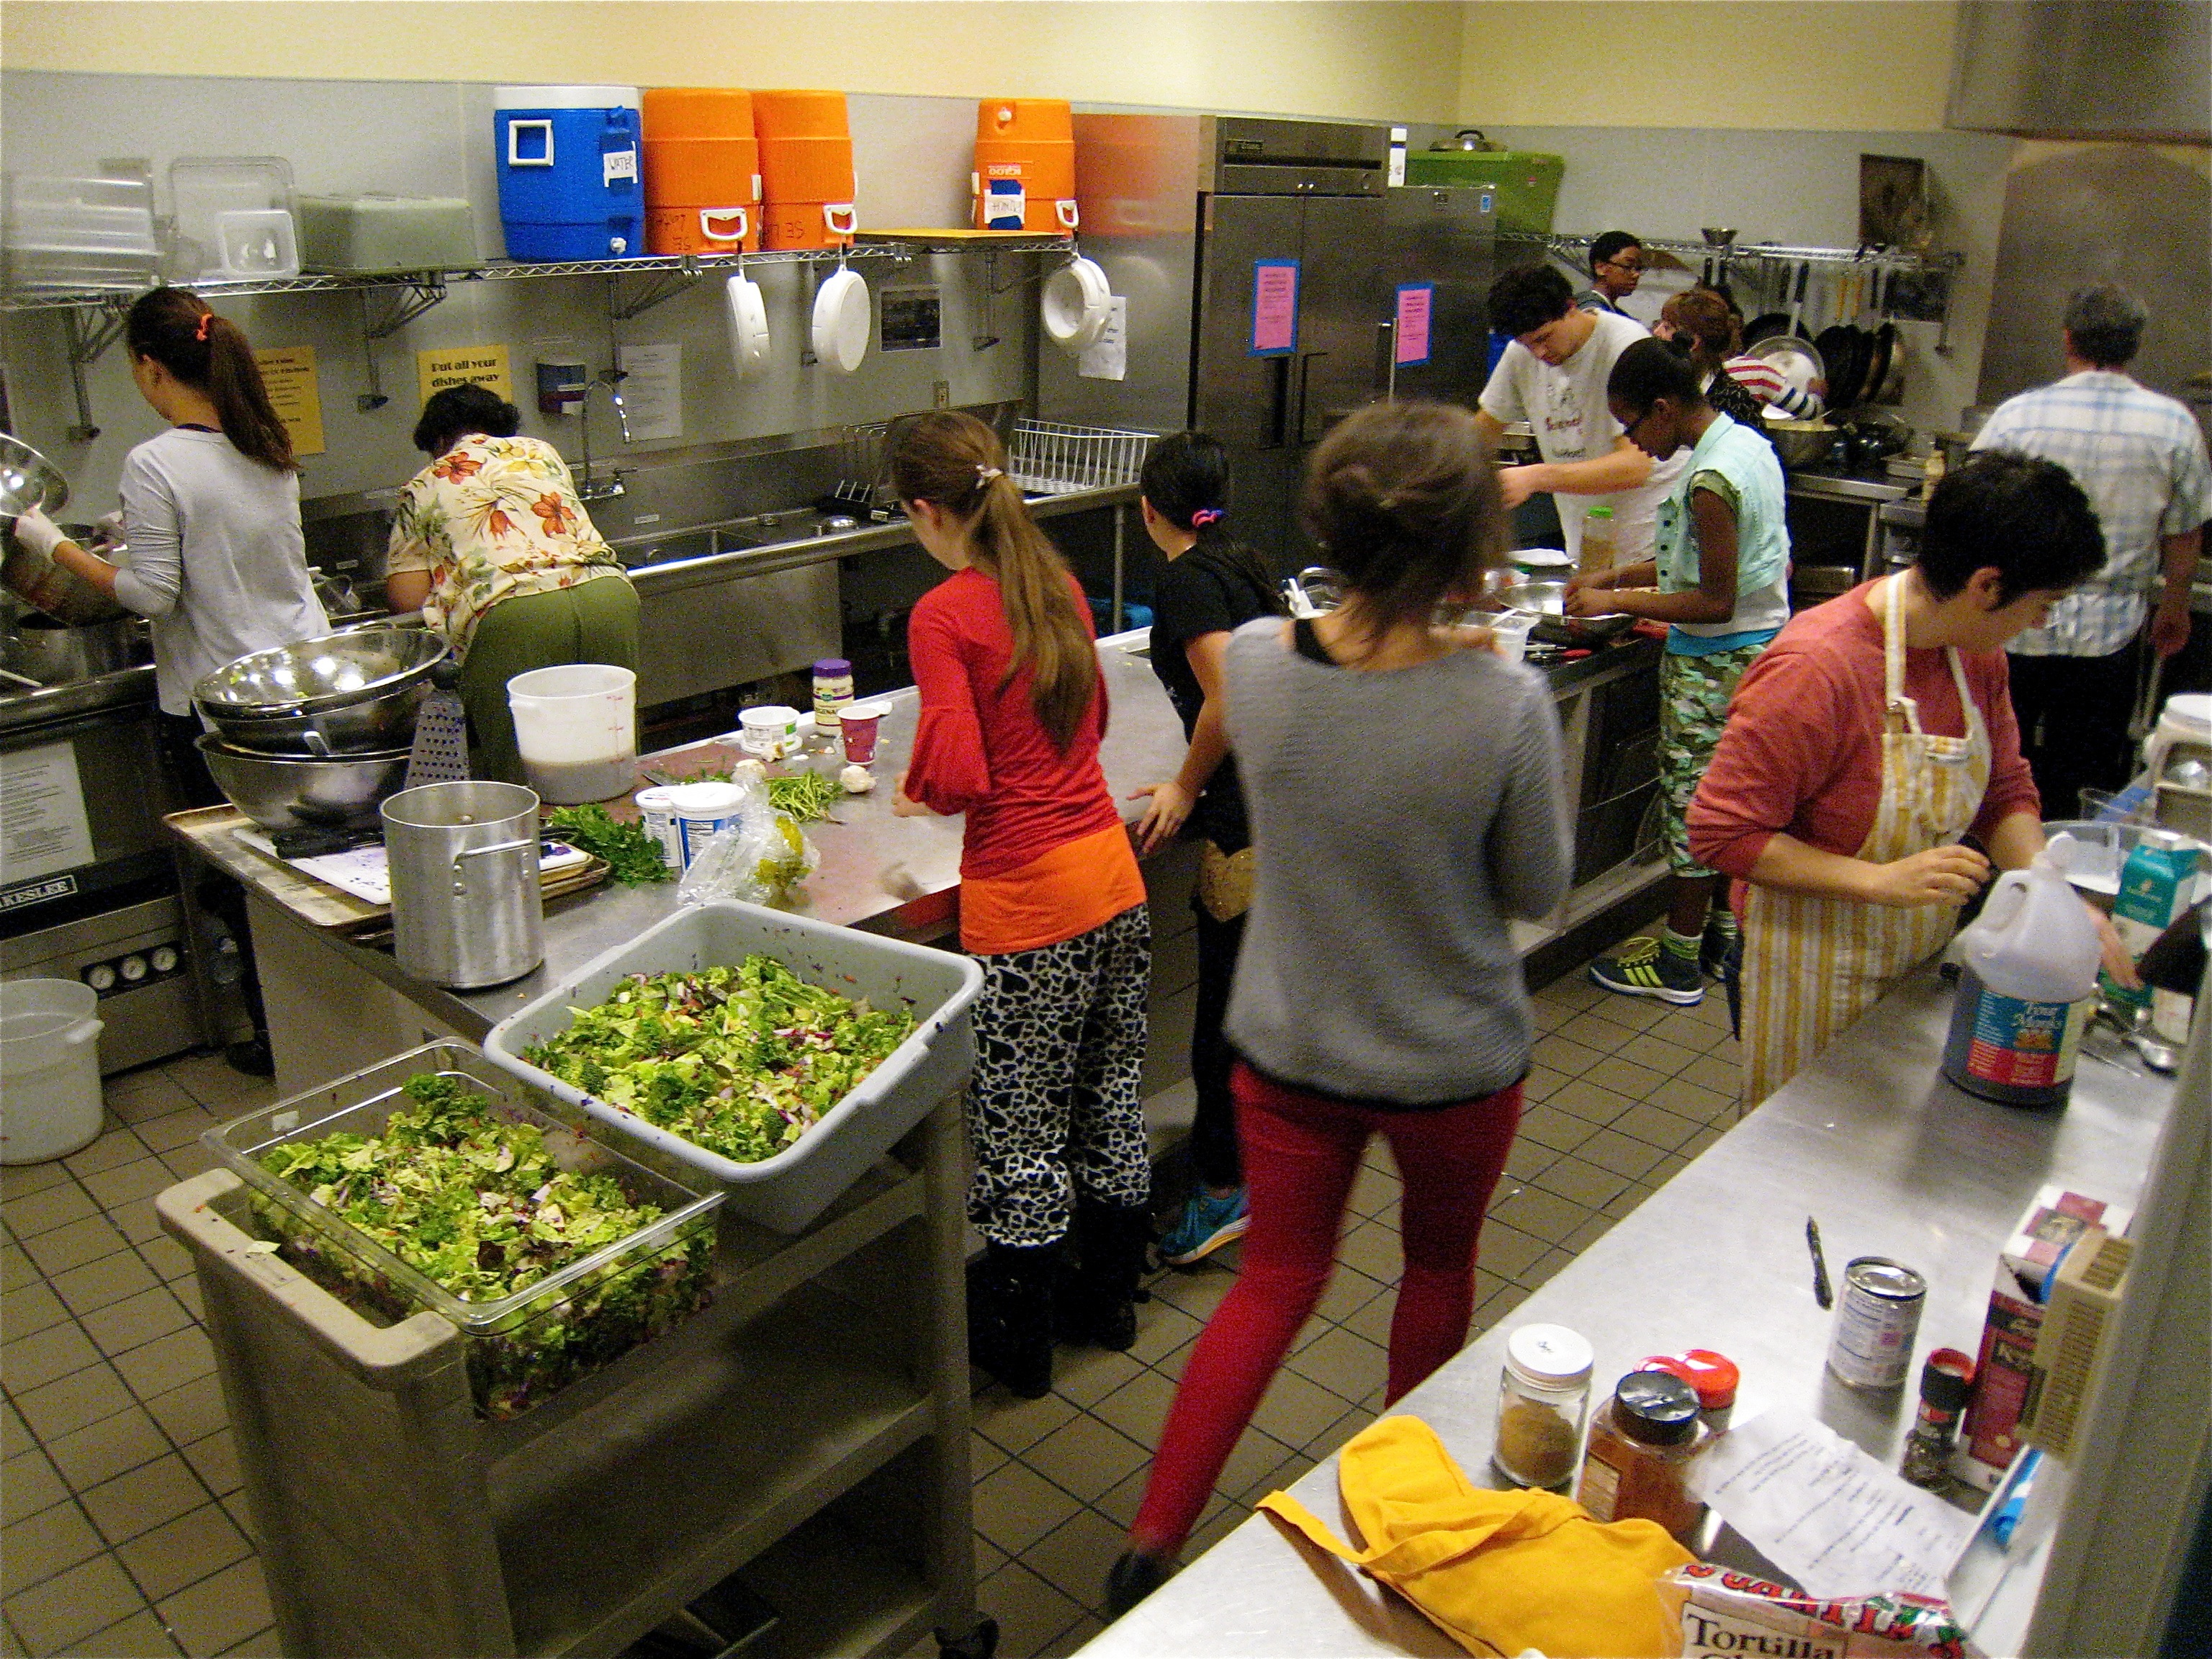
[380,781,544,989]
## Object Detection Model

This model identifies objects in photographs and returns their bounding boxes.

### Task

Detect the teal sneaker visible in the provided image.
[1589,935,1705,1005]
[1158,1188,1249,1266]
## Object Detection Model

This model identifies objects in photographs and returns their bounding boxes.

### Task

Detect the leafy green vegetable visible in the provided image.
[544,804,673,885]
[251,1072,712,1418]
[765,770,842,824]
[522,956,917,1165]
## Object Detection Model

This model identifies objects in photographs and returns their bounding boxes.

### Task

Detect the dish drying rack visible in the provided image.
[1006,418,1152,495]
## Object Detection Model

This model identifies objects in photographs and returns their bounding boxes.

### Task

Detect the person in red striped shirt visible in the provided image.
[889,411,1154,1399]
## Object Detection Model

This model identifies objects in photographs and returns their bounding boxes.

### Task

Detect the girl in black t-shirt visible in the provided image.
[1131,433,1284,1267]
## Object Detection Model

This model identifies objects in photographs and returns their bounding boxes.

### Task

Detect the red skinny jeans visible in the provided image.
[1130,1062,1524,1557]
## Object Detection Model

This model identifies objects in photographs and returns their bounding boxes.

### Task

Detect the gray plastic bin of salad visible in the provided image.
[482,900,985,1233]
[202,1042,724,1420]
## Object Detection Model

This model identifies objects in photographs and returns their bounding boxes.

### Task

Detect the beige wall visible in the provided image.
[0,0,1466,123]
[1460,1,1962,130]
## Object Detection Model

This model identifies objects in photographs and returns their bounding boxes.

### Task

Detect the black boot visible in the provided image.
[966,1241,1058,1398]
[1061,1196,1151,1352]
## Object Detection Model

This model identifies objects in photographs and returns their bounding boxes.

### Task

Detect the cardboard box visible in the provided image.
[1955,1186,2133,1490]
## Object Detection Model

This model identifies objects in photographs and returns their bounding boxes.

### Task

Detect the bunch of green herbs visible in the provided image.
[544,803,673,885]
[765,770,842,824]
[522,956,917,1164]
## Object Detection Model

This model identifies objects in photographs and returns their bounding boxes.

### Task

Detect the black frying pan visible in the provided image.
[1742,312,1793,349]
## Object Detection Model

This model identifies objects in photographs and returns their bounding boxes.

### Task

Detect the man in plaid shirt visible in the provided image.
[1971,283,2210,819]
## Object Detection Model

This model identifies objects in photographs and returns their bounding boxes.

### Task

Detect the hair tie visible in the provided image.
[194,312,214,343]
[1190,508,1225,527]
[976,465,1003,482]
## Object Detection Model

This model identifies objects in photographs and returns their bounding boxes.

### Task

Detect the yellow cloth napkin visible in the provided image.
[1256,1414,1694,1658]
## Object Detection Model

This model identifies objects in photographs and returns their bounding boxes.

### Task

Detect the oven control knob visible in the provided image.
[150,945,180,974]
[119,955,149,982]
[84,963,117,992]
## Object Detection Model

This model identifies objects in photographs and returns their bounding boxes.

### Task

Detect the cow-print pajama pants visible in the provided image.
[966,903,1153,1247]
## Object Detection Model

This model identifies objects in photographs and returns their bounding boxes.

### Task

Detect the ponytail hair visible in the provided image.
[1139,431,1283,612]
[125,287,298,473]
[891,411,1099,751]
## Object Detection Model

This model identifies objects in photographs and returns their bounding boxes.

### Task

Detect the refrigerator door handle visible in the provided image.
[1259,355,1292,449]
[1295,349,1331,444]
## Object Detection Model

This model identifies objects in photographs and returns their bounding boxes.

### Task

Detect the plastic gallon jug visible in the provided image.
[1942,835,2103,1106]
[494,86,642,261]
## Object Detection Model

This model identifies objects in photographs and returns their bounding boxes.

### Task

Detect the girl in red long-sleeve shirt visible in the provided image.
[889,413,1152,1400]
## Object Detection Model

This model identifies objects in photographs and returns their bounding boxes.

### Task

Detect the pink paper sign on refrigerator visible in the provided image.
[1250,260,1300,356]
[1394,283,1434,366]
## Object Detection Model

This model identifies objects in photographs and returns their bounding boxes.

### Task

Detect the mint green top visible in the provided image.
[1655,410,1791,651]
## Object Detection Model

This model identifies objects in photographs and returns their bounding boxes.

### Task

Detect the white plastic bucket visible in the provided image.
[506,663,637,804]
[0,979,105,1164]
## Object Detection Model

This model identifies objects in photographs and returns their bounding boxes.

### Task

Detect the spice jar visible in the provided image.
[1899,1347,1975,1488]
[1635,1348,1740,1431]
[1578,1370,1707,1545]
[1491,1323,1593,1489]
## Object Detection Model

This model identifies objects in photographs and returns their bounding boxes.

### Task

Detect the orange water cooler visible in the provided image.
[972,99,1077,234]
[755,90,857,250]
[642,88,761,255]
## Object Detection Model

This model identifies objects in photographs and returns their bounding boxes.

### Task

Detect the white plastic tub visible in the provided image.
[0,980,104,1164]
[505,662,637,804]
[481,902,982,1231]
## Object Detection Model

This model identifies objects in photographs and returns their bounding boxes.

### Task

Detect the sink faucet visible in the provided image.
[577,370,631,503]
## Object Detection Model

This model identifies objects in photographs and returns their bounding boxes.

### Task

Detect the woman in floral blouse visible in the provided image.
[385,383,639,783]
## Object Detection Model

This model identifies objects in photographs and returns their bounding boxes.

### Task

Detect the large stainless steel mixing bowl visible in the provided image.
[196,735,413,830]
[0,435,68,523]
[1496,580,1638,643]
[194,626,448,755]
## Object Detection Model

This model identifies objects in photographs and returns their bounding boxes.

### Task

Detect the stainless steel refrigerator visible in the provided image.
[1040,114,1497,570]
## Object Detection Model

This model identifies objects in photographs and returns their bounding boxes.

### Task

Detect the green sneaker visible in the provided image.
[1589,935,1705,1005]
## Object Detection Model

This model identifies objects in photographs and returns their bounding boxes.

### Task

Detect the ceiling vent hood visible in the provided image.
[1946,0,2210,143]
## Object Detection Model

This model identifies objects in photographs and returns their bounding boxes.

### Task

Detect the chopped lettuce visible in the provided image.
[251,1073,712,1419]
[521,956,917,1165]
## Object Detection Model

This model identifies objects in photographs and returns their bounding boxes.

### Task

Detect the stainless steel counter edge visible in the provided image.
[0,663,157,735]
[625,482,1139,598]
[1786,469,1914,506]
[1076,968,2176,1658]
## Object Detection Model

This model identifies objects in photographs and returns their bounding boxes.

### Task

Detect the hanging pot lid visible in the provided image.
[724,272,770,377]
[811,266,870,374]
[1042,256,1110,353]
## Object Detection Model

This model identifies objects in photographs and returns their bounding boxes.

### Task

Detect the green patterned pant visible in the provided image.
[1659,641,1767,878]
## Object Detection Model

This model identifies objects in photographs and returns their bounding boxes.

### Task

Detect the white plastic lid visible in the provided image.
[1505,1323,1593,1388]
[495,85,642,112]
[741,704,800,728]
[2161,693,2211,737]
[665,782,745,813]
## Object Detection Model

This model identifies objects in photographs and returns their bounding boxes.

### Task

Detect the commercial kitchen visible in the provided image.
[0,4,2207,1659]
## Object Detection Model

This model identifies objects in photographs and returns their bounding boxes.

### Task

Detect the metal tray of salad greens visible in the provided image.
[204,1041,722,1420]
[482,901,984,1233]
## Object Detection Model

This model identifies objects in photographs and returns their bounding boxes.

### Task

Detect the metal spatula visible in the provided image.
[404,657,470,789]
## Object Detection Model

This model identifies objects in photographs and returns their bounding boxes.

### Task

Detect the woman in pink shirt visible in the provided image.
[1689,451,2128,1104]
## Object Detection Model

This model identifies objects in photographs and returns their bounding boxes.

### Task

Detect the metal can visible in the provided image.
[1827,1256,1927,1390]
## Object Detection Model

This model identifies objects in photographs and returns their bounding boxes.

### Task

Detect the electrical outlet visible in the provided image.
[933,380,950,410]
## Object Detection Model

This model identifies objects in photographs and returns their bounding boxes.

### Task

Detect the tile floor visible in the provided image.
[1,935,1742,1659]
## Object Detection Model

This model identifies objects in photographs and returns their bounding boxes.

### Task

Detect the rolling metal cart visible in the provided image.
[158,1095,989,1659]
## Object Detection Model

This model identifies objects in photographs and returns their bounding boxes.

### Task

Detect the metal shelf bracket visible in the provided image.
[609,261,706,321]
[358,276,449,341]
[60,296,130,441]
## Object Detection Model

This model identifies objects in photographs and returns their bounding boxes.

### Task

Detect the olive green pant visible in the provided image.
[459,576,642,786]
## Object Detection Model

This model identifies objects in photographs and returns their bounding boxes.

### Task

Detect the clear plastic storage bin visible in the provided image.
[204,1041,721,1419]
[168,155,295,279]
[3,175,160,290]
[484,901,984,1233]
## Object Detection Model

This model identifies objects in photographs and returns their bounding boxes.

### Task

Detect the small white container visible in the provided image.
[665,781,749,868]
[0,980,105,1164]
[632,785,681,868]
[1491,613,1534,664]
[738,704,802,760]
[214,208,299,277]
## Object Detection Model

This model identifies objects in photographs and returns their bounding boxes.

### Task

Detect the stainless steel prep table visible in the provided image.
[179,630,1666,1096]
[1075,967,2177,1659]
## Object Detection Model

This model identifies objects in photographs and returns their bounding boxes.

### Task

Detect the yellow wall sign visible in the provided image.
[253,346,325,457]
[416,346,513,409]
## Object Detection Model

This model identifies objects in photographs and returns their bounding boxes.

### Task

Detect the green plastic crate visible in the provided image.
[1402,150,1564,236]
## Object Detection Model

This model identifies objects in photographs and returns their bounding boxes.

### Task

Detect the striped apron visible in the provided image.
[1740,575,1992,1105]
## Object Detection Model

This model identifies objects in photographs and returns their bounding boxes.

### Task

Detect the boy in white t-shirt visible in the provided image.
[1474,264,1684,565]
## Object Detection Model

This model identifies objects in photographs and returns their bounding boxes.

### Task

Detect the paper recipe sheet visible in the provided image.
[1685,1409,1977,1599]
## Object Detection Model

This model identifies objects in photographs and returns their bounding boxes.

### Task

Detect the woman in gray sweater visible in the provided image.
[1110,399,1573,1613]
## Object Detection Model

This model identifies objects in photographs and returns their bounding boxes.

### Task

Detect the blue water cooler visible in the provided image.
[493,85,644,261]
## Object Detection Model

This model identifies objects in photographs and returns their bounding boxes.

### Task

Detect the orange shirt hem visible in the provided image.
[959,822,1146,956]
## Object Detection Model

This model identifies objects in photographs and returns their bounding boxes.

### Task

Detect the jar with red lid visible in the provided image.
[1635,1348,1740,1431]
